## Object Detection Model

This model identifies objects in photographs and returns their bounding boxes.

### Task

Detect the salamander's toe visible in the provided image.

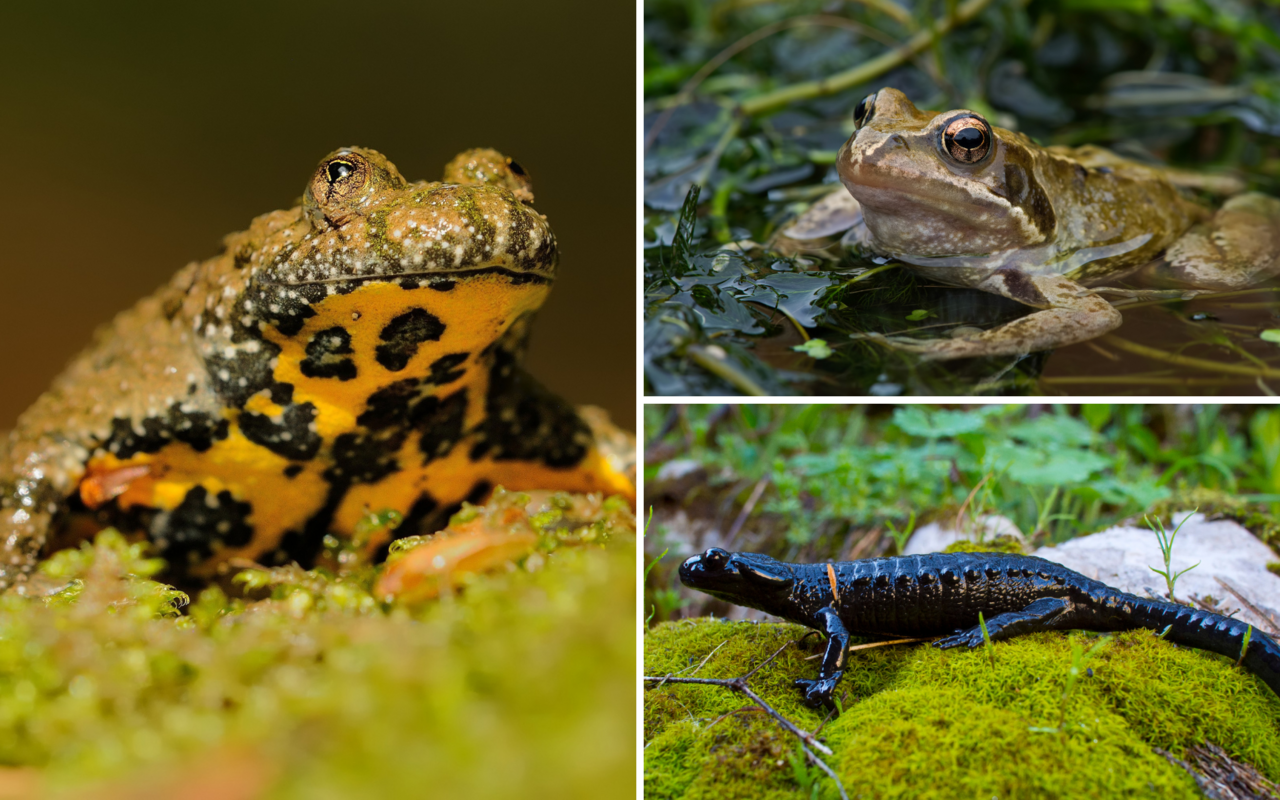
[933,629,984,649]
[793,677,837,709]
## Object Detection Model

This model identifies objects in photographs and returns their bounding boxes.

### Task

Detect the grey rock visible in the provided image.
[1033,512,1280,631]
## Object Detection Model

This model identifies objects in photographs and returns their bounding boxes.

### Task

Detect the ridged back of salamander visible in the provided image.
[785,553,1115,636]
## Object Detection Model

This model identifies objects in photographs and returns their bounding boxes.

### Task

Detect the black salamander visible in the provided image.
[679,548,1280,707]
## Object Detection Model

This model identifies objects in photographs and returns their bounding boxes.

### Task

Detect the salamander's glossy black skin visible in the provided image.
[680,548,1280,708]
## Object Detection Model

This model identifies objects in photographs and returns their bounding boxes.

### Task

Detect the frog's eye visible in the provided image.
[310,153,372,212]
[853,92,877,129]
[941,116,992,164]
[506,158,527,177]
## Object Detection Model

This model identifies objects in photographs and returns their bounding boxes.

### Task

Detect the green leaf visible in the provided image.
[793,338,833,359]
[893,406,997,438]
[1261,329,1280,344]
[905,309,932,321]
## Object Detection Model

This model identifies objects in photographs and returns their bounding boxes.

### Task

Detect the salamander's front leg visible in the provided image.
[794,606,849,709]
[934,596,1071,649]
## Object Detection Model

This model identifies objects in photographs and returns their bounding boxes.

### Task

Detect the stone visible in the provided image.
[903,514,1025,555]
[1032,512,1280,631]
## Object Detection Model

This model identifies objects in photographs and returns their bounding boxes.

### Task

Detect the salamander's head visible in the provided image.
[679,548,795,612]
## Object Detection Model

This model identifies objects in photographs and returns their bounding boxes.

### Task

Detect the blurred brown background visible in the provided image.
[0,0,635,432]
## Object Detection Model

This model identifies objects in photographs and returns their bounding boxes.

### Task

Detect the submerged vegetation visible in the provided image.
[0,491,635,799]
[643,0,1280,395]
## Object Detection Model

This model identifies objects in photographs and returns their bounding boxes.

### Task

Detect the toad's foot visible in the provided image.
[873,273,1121,361]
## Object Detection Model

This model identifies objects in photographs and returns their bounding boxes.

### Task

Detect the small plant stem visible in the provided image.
[979,612,995,669]
[955,472,992,532]
[1237,625,1253,668]
[725,478,770,549]
[686,345,769,396]
[738,0,996,116]
[1215,577,1280,636]
[1100,335,1280,380]
[802,637,931,660]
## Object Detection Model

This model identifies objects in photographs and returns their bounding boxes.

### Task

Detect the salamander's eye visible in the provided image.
[853,92,877,129]
[703,548,730,569]
[941,116,992,164]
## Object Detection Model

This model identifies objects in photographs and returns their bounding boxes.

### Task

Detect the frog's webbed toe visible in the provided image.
[874,275,1122,361]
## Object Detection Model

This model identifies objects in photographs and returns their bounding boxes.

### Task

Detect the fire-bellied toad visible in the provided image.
[785,87,1280,360]
[0,147,634,587]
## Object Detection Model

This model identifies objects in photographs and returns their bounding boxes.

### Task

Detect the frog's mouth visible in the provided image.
[264,265,553,289]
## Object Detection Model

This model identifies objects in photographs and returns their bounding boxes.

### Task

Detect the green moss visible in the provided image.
[645,619,1280,799]
[3,492,635,798]
[942,538,1024,555]
[1147,488,1280,549]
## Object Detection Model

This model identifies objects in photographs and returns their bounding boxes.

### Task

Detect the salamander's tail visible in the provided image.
[1123,595,1280,697]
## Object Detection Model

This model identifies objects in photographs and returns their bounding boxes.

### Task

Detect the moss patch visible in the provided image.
[1148,488,1280,550]
[1,491,635,799]
[645,619,1280,799]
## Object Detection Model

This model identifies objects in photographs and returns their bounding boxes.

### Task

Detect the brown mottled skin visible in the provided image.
[822,88,1280,360]
[0,147,633,588]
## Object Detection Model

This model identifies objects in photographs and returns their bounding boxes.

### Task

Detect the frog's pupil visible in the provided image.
[327,161,354,183]
[953,127,984,149]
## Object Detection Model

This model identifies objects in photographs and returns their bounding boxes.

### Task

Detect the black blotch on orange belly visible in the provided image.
[105,406,231,459]
[154,485,253,565]
[300,326,357,381]
[239,402,323,461]
[426,352,469,386]
[416,389,468,462]
[470,348,589,468]
[375,308,445,371]
[328,428,408,484]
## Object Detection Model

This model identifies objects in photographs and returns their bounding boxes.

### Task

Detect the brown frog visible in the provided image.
[788,87,1280,360]
[0,147,634,589]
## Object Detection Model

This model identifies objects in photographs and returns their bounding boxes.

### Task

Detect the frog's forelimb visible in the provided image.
[679,549,1280,709]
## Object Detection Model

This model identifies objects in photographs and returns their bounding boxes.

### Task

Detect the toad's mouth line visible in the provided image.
[264,266,554,288]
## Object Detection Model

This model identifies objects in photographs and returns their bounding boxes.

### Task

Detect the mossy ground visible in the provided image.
[0,491,635,799]
[645,619,1280,800]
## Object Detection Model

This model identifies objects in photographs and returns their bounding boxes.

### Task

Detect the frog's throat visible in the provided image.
[890,233,1154,283]
[257,274,550,429]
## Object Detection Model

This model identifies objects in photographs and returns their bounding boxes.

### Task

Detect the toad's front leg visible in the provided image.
[877,273,1121,361]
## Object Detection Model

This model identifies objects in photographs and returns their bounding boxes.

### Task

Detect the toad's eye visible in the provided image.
[942,116,992,164]
[853,92,877,129]
[506,158,527,177]
[327,160,356,183]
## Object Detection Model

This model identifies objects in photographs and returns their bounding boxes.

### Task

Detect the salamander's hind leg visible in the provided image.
[934,597,1071,649]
